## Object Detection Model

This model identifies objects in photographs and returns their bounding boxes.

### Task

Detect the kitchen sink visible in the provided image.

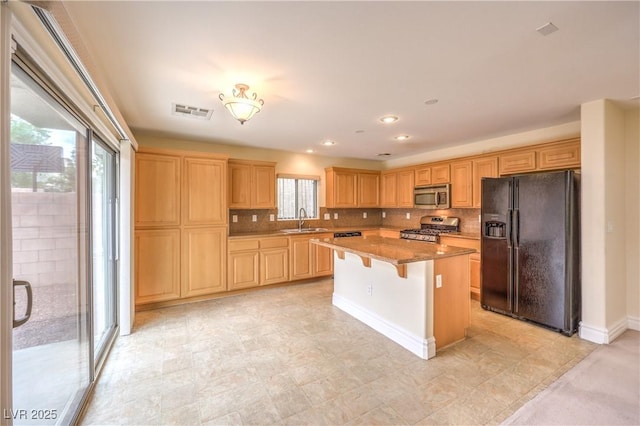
[280,228,329,233]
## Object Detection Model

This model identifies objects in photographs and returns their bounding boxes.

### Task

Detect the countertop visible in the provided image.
[228,226,404,239]
[311,235,475,265]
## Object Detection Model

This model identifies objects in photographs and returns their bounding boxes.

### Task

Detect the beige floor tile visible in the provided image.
[81,280,597,426]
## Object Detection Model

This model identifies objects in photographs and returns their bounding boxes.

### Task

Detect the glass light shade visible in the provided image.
[219,84,264,124]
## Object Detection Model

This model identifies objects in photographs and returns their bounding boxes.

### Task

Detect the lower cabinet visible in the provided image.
[136,226,227,305]
[290,236,313,280]
[135,229,181,304]
[439,235,481,300]
[228,240,260,290]
[313,233,334,277]
[228,237,290,289]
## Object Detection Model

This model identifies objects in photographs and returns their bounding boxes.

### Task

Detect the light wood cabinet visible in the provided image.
[325,167,380,208]
[414,166,432,186]
[538,139,580,170]
[228,239,259,290]
[450,160,473,208]
[183,157,226,226]
[499,150,536,175]
[432,164,450,184]
[358,172,380,207]
[439,235,481,300]
[313,233,334,276]
[380,169,414,208]
[290,235,314,280]
[135,153,181,227]
[182,227,226,297]
[135,229,181,304]
[397,169,415,207]
[433,254,470,349]
[380,171,397,207]
[228,159,276,209]
[259,237,289,285]
[472,157,499,208]
[135,147,228,308]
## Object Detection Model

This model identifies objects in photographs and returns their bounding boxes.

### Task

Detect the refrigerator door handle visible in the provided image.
[506,209,513,248]
[513,247,519,313]
[514,209,520,248]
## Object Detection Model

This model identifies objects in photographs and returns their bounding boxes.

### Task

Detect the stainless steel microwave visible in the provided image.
[414,184,450,209]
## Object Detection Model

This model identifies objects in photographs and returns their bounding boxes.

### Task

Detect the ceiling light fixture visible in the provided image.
[395,135,410,141]
[379,115,398,124]
[305,149,315,153]
[322,140,336,146]
[219,83,263,124]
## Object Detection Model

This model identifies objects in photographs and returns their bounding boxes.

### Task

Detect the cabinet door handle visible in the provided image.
[13,280,33,328]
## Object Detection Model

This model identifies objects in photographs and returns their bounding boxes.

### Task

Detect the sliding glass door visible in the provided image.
[91,139,118,365]
[10,64,90,425]
[8,56,120,423]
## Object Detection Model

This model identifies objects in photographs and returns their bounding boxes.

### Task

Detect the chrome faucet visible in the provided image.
[298,207,307,231]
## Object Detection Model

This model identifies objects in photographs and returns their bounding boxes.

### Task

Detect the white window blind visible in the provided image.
[277,176,318,220]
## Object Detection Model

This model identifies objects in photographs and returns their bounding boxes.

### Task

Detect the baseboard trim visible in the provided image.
[579,317,629,344]
[628,316,640,331]
[332,293,435,359]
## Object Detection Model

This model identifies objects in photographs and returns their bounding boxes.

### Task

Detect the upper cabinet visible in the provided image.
[381,168,414,208]
[135,153,181,227]
[472,157,499,208]
[183,157,227,226]
[325,167,380,208]
[228,159,276,209]
[415,163,450,186]
[450,160,473,208]
[499,138,580,175]
[358,171,380,207]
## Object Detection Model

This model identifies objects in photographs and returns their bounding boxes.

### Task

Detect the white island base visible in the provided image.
[332,251,469,360]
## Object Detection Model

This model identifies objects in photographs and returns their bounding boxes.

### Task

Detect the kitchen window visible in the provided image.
[277,175,319,220]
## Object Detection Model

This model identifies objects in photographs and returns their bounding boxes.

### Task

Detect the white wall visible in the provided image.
[135,133,384,207]
[625,108,640,329]
[580,100,637,344]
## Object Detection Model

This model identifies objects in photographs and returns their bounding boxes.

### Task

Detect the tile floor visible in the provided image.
[81,279,596,425]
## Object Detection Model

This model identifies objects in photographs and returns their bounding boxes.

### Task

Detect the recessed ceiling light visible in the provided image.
[322,140,336,146]
[424,98,438,105]
[394,135,410,141]
[376,153,392,157]
[305,149,315,154]
[379,115,398,124]
[536,22,559,36]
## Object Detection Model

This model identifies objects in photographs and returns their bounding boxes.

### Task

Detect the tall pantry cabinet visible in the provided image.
[134,147,228,308]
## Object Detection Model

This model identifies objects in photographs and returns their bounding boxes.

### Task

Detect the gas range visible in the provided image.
[400,216,460,243]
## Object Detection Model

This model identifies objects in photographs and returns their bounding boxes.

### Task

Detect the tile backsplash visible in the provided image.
[229,207,383,234]
[229,206,480,235]
[381,208,481,234]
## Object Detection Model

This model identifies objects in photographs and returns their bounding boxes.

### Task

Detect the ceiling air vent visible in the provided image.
[171,103,213,120]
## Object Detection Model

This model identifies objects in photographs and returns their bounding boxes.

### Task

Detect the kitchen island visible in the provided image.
[311,236,475,359]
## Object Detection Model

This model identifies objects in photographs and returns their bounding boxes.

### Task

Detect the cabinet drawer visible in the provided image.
[260,237,289,249]
[439,236,480,252]
[229,239,259,252]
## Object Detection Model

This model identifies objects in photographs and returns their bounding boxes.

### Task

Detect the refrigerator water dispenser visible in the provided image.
[484,221,506,238]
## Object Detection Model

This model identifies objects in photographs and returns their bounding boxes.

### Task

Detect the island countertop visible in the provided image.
[311,235,475,265]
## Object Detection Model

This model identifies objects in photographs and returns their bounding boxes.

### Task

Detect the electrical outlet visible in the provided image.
[334,213,338,219]
[269,214,275,222]
[232,215,238,223]
[324,213,330,220]
[363,212,367,219]
[366,284,373,296]
[436,274,442,288]
[478,214,481,222]
[406,212,411,219]
[382,211,386,218]
[252,215,257,222]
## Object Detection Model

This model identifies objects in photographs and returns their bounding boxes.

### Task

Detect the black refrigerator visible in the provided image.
[481,170,580,335]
